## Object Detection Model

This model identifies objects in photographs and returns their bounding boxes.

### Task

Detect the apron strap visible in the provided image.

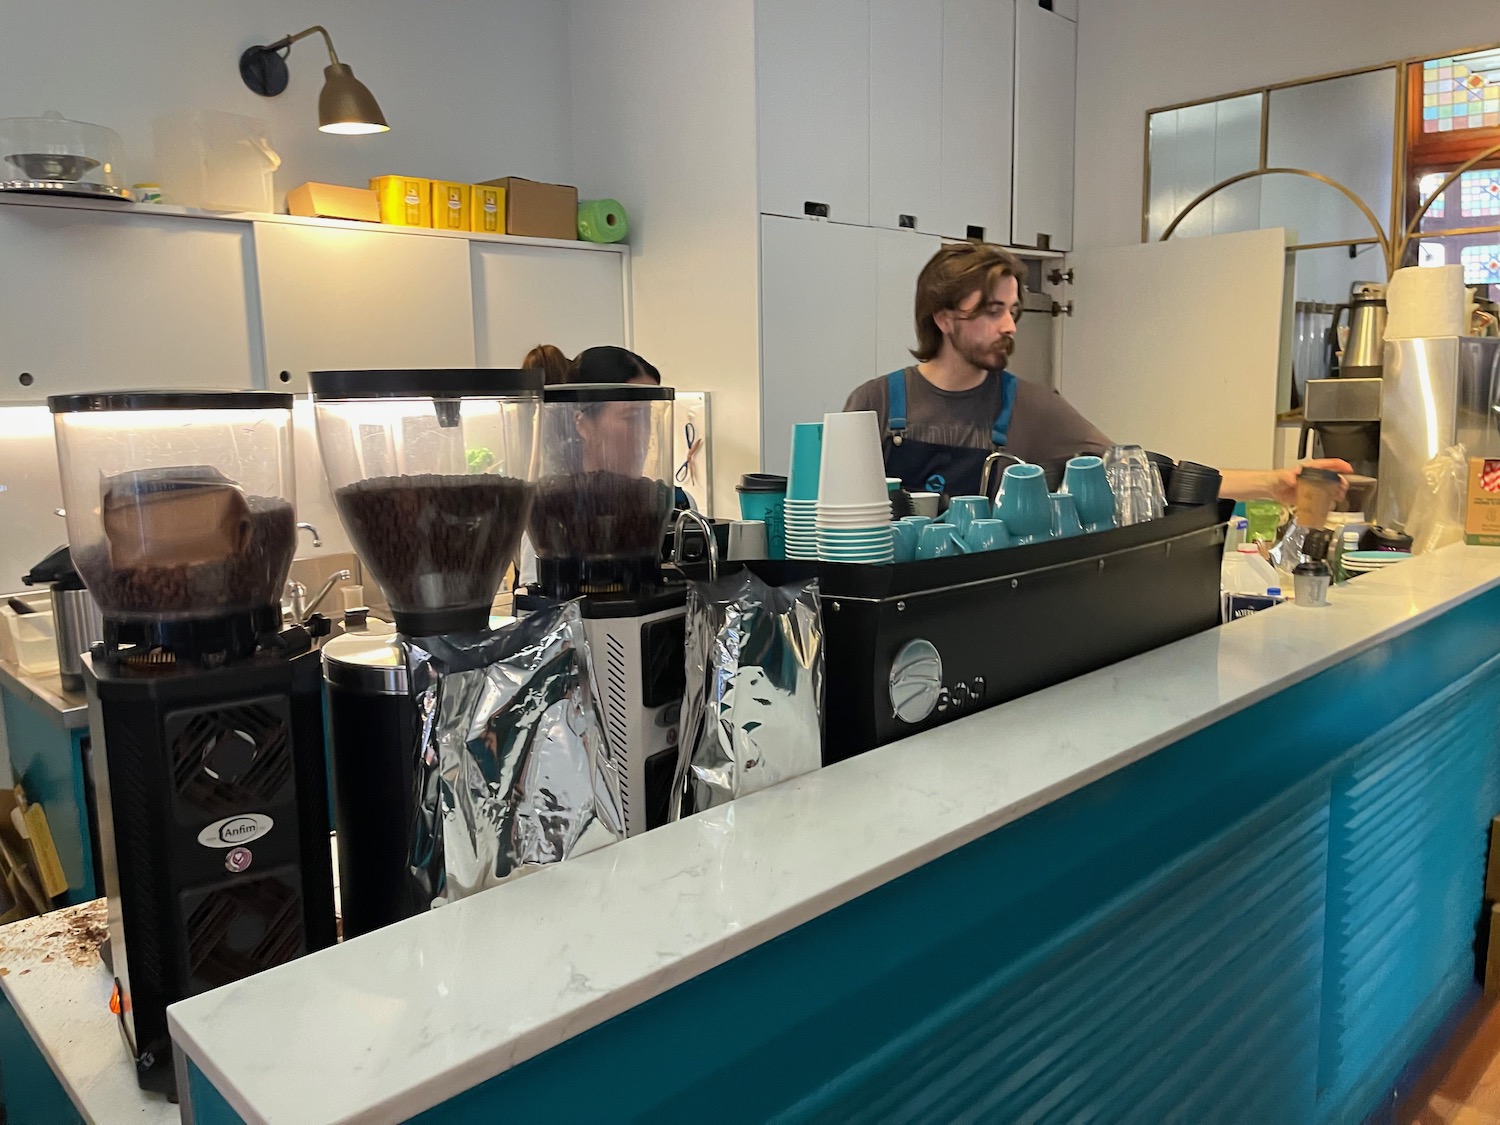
[992,371,1018,449]
[884,369,908,444]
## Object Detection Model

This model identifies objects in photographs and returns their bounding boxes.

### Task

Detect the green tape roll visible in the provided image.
[577,198,629,243]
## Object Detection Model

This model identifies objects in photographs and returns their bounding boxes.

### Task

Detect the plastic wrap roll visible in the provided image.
[577,198,629,243]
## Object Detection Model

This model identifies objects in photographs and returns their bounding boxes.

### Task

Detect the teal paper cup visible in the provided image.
[787,423,825,501]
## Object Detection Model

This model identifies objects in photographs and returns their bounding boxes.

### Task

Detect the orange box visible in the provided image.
[471,184,506,234]
[287,182,379,222]
[369,175,432,226]
[430,181,471,231]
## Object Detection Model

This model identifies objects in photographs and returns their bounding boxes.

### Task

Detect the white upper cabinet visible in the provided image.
[759,216,879,474]
[869,0,944,233]
[471,242,627,366]
[0,205,259,402]
[939,0,1016,243]
[253,223,476,393]
[756,0,872,225]
[1012,0,1077,251]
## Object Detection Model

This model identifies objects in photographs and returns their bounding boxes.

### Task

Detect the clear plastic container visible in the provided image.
[1222,542,1280,595]
[529,384,676,597]
[0,111,131,200]
[0,599,58,677]
[311,369,542,635]
[152,111,280,213]
[48,392,297,627]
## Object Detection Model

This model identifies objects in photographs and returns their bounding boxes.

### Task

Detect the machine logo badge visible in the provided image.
[196,814,274,849]
[225,847,253,874]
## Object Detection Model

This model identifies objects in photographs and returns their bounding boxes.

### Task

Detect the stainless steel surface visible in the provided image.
[49,587,101,693]
[0,180,132,201]
[1303,378,1383,423]
[889,639,943,724]
[1379,336,1500,528]
[0,657,87,730]
[322,631,406,695]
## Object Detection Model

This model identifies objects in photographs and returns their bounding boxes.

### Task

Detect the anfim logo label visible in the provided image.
[196,814,274,849]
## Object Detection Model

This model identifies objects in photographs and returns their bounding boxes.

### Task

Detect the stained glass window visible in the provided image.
[1420,172,1447,219]
[1423,51,1500,134]
[1461,170,1500,216]
[1460,244,1500,284]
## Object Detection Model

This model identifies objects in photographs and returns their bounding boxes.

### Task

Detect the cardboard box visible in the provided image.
[287,182,379,223]
[480,177,578,240]
[1466,457,1500,545]
[370,175,432,227]
[471,184,506,234]
[430,181,471,232]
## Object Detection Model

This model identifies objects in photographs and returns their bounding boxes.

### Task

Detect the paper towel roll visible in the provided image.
[1385,264,1467,339]
[577,198,629,243]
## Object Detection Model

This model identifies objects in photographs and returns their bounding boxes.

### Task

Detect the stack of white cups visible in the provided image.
[816,410,894,564]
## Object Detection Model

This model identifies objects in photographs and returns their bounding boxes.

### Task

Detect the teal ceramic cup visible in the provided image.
[995,464,1052,544]
[900,515,933,530]
[946,495,991,537]
[737,473,787,559]
[966,518,1012,551]
[1049,492,1084,538]
[787,423,825,501]
[890,520,920,563]
[916,522,962,560]
[1063,455,1115,533]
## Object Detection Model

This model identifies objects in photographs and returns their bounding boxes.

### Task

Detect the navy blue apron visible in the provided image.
[883,368,1017,498]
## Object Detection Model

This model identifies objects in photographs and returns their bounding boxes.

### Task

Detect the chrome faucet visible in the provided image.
[296,522,322,548]
[290,569,351,622]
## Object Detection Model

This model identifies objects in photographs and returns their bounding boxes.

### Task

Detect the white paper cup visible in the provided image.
[818,411,889,508]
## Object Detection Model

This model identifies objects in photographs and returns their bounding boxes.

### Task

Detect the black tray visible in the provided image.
[746,501,1232,763]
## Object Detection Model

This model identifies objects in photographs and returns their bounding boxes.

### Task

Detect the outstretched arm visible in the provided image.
[1219,459,1353,505]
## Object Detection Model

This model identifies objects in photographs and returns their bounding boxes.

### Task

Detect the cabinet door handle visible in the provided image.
[803,201,830,219]
[899,214,916,229]
[966,225,986,241]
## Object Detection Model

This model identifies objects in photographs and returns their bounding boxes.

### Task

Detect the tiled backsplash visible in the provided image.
[0,399,354,598]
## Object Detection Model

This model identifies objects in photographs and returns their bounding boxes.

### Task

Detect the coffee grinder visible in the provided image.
[309,369,542,926]
[49,392,335,1097]
[521,384,685,837]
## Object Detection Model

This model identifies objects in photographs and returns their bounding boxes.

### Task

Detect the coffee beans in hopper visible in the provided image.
[77,498,297,619]
[528,472,674,562]
[334,474,532,616]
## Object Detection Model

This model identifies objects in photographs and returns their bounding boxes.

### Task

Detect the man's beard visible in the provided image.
[954,333,1015,372]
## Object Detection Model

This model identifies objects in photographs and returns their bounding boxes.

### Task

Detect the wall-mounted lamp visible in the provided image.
[239,26,389,135]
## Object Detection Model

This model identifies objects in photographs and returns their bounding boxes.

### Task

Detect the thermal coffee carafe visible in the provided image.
[523,383,685,837]
[1329,288,1388,380]
[21,544,102,692]
[49,391,335,1098]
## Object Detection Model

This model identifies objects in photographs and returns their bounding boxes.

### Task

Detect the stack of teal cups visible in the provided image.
[784,422,823,560]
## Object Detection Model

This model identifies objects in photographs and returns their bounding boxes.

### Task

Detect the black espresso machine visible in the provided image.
[49,392,335,1097]
[749,501,1231,764]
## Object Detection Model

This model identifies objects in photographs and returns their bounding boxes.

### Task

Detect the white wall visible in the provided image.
[0,0,575,205]
[568,0,761,515]
[1074,0,1500,252]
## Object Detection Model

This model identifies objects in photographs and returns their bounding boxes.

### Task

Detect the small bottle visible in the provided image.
[1223,516,1248,561]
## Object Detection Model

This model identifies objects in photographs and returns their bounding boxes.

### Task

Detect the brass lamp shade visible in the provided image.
[318,63,389,135]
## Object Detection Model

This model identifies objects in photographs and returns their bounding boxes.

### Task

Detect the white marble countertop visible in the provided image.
[168,546,1500,1125]
[0,900,178,1123]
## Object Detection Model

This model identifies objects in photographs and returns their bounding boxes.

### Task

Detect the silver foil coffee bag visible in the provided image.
[673,570,824,819]
[407,602,624,906]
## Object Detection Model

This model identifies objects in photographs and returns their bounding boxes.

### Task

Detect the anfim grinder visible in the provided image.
[522,383,686,837]
[49,391,335,1097]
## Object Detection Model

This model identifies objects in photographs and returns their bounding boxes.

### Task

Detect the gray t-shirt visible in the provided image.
[843,367,1111,488]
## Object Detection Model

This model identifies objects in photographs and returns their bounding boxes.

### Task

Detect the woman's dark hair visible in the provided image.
[569,345,661,385]
[522,344,572,385]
